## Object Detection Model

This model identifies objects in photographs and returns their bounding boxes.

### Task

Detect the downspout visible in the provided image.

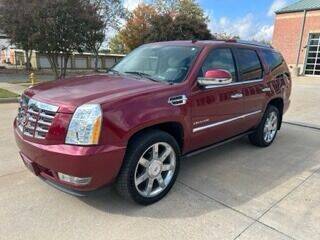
[296,10,307,67]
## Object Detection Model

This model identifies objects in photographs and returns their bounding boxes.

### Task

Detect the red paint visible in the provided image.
[14,40,291,192]
[204,69,232,79]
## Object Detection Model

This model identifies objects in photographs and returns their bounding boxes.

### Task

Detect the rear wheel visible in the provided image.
[249,105,280,147]
[116,130,180,205]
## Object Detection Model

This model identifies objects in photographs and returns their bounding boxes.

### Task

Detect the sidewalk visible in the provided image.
[284,76,320,127]
[0,82,26,95]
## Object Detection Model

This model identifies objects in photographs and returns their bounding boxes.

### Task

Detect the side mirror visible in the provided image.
[198,69,232,88]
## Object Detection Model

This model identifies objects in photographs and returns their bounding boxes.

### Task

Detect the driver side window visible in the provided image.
[200,48,237,82]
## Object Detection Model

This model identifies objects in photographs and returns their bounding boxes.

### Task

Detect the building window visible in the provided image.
[305,33,320,76]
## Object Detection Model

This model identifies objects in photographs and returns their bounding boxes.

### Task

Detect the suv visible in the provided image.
[14,40,291,205]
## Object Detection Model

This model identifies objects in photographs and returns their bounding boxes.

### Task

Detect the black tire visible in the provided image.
[249,105,280,147]
[116,130,181,205]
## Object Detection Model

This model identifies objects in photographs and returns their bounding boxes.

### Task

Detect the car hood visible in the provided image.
[24,74,167,113]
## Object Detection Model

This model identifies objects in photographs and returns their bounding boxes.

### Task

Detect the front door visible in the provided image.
[190,48,246,151]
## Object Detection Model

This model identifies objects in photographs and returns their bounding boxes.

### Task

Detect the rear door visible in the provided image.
[234,47,267,130]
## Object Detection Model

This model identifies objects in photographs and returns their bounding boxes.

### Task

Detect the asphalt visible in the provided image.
[1,103,320,239]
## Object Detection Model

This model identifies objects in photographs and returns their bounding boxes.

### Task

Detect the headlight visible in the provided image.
[65,104,102,145]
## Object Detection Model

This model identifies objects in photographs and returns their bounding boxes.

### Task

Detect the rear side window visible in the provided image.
[236,49,263,81]
[261,50,283,71]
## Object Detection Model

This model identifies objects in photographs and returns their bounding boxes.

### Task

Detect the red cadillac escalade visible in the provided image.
[14,40,291,205]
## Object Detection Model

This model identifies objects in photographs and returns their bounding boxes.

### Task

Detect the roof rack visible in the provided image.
[233,40,273,49]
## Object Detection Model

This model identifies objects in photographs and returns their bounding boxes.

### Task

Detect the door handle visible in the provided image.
[230,93,243,99]
[261,87,271,93]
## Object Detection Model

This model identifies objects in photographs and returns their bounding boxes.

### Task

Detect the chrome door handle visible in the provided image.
[231,93,243,99]
[262,87,271,93]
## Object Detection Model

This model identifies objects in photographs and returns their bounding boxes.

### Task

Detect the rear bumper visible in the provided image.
[14,127,126,191]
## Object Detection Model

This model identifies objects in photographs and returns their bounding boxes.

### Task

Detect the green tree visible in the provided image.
[88,0,126,71]
[119,4,157,51]
[33,0,87,78]
[171,0,211,40]
[146,13,174,42]
[148,0,212,41]
[109,34,128,54]
[83,1,106,71]
[33,0,106,79]
[116,0,213,51]
[0,0,39,72]
[214,32,239,40]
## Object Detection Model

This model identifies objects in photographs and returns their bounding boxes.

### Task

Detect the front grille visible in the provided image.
[17,95,58,139]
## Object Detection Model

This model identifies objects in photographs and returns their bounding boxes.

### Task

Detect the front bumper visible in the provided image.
[14,127,126,191]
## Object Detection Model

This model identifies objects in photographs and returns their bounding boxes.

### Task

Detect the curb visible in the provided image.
[283,121,320,131]
[0,97,19,104]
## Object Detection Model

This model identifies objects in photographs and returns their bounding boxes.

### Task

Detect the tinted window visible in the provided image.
[237,49,263,81]
[200,48,236,81]
[261,50,283,71]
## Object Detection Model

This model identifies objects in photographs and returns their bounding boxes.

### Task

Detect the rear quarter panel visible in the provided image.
[257,49,292,115]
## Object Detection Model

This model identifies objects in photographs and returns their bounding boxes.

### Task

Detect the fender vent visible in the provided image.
[168,95,188,106]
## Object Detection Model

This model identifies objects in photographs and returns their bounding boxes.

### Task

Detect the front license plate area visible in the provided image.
[21,154,40,176]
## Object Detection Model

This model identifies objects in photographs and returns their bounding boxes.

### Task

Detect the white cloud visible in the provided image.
[209,13,274,42]
[123,0,143,11]
[268,0,288,16]
[252,25,274,41]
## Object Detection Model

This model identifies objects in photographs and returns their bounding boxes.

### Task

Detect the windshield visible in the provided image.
[111,45,201,83]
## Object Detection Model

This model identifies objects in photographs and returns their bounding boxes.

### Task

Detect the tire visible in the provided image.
[249,105,280,147]
[116,130,181,205]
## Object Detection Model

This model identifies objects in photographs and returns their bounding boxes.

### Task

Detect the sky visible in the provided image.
[123,0,298,41]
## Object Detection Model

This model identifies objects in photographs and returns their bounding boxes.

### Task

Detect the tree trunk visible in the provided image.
[25,50,32,72]
[59,55,64,79]
[61,54,69,79]
[94,50,99,72]
[47,54,59,80]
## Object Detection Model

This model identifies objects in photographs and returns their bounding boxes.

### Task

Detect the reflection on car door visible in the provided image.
[190,48,247,151]
[234,47,267,130]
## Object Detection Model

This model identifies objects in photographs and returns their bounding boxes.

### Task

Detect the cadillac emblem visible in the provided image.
[21,114,28,127]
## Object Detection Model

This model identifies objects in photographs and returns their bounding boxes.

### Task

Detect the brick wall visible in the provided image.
[272,10,320,69]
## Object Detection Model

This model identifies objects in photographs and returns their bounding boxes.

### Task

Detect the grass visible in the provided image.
[0,88,19,98]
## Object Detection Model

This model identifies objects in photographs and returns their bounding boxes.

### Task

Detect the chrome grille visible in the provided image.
[17,95,58,139]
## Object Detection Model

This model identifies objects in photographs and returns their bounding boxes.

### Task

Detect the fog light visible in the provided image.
[58,173,92,186]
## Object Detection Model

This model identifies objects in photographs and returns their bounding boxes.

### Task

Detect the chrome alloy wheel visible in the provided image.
[134,142,176,198]
[263,111,278,143]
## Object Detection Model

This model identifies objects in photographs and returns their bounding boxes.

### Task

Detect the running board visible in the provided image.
[183,131,254,159]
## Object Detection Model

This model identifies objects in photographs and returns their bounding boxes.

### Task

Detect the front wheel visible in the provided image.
[116,130,180,205]
[249,105,280,147]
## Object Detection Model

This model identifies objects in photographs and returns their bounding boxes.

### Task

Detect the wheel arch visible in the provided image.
[267,97,284,129]
[127,121,185,151]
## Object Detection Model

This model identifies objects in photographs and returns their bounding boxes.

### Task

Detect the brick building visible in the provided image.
[272,0,320,76]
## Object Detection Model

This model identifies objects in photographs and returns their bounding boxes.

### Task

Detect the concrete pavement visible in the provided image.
[1,103,320,239]
[284,76,320,127]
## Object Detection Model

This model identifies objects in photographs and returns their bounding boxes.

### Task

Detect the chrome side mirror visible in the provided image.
[198,69,232,88]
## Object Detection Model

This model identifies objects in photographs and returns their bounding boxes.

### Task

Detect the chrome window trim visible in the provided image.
[203,79,264,89]
[193,110,262,133]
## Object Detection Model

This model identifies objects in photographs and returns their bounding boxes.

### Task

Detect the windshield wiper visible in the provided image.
[108,69,120,75]
[124,71,161,83]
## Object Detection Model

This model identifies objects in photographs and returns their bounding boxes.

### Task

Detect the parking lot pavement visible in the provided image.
[284,76,320,127]
[1,103,320,239]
